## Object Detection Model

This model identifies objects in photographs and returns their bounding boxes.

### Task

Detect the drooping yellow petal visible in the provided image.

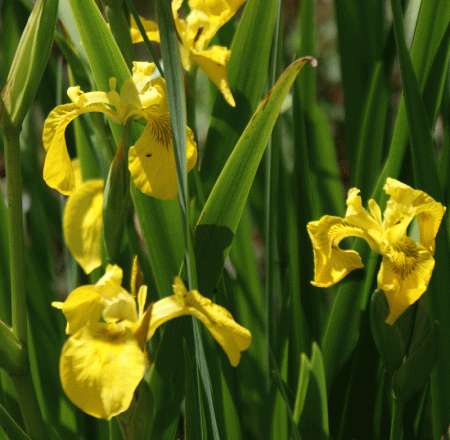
[191,46,235,106]
[377,237,435,325]
[128,113,197,200]
[59,323,145,420]
[63,179,104,274]
[52,286,104,335]
[129,15,160,44]
[307,216,365,287]
[42,102,116,195]
[148,277,251,367]
[71,158,83,189]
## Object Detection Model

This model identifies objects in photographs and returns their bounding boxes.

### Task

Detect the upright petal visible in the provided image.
[191,46,235,106]
[378,236,435,324]
[95,265,127,299]
[59,323,145,420]
[345,188,383,250]
[63,179,104,274]
[52,285,104,335]
[412,191,446,256]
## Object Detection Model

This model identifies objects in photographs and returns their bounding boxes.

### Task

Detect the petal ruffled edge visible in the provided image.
[307,216,365,287]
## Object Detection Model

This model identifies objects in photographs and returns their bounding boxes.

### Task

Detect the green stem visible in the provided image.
[122,119,132,191]
[3,122,27,344]
[390,396,404,440]
[0,97,47,440]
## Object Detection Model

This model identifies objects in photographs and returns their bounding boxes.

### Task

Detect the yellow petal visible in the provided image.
[412,190,446,256]
[307,216,365,287]
[131,255,144,298]
[63,179,104,274]
[378,236,435,325]
[191,46,235,107]
[128,114,197,200]
[383,178,446,255]
[71,158,83,189]
[94,265,127,299]
[52,286,104,335]
[102,291,139,324]
[42,102,116,195]
[130,15,160,44]
[148,278,251,367]
[188,0,246,37]
[60,323,145,420]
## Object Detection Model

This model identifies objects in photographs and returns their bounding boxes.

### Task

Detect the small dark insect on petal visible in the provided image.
[146,154,152,157]
[194,26,204,44]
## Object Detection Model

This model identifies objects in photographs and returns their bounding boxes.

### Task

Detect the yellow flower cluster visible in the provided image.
[53,264,251,420]
[307,178,446,324]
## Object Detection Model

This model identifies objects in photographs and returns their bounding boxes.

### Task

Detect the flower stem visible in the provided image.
[390,396,404,440]
[1,96,47,440]
[1,100,26,344]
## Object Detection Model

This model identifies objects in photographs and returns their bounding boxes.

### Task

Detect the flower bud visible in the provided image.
[1,0,58,127]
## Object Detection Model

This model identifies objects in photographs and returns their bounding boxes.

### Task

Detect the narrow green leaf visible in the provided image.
[334,0,384,174]
[105,2,134,70]
[195,57,316,296]
[200,0,279,193]
[0,403,31,440]
[156,0,197,288]
[184,340,203,440]
[353,62,390,196]
[293,343,329,439]
[67,0,130,94]
[0,320,26,375]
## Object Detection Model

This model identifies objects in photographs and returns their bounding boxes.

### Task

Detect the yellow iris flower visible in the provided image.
[42,61,197,200]
[53,265,251,419]
[129,0,247,107]
[307,178,446,324]
[63,159,103,274]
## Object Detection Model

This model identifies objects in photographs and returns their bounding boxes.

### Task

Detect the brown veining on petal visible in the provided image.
[387,240,420,278]
[146,113,172,149]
